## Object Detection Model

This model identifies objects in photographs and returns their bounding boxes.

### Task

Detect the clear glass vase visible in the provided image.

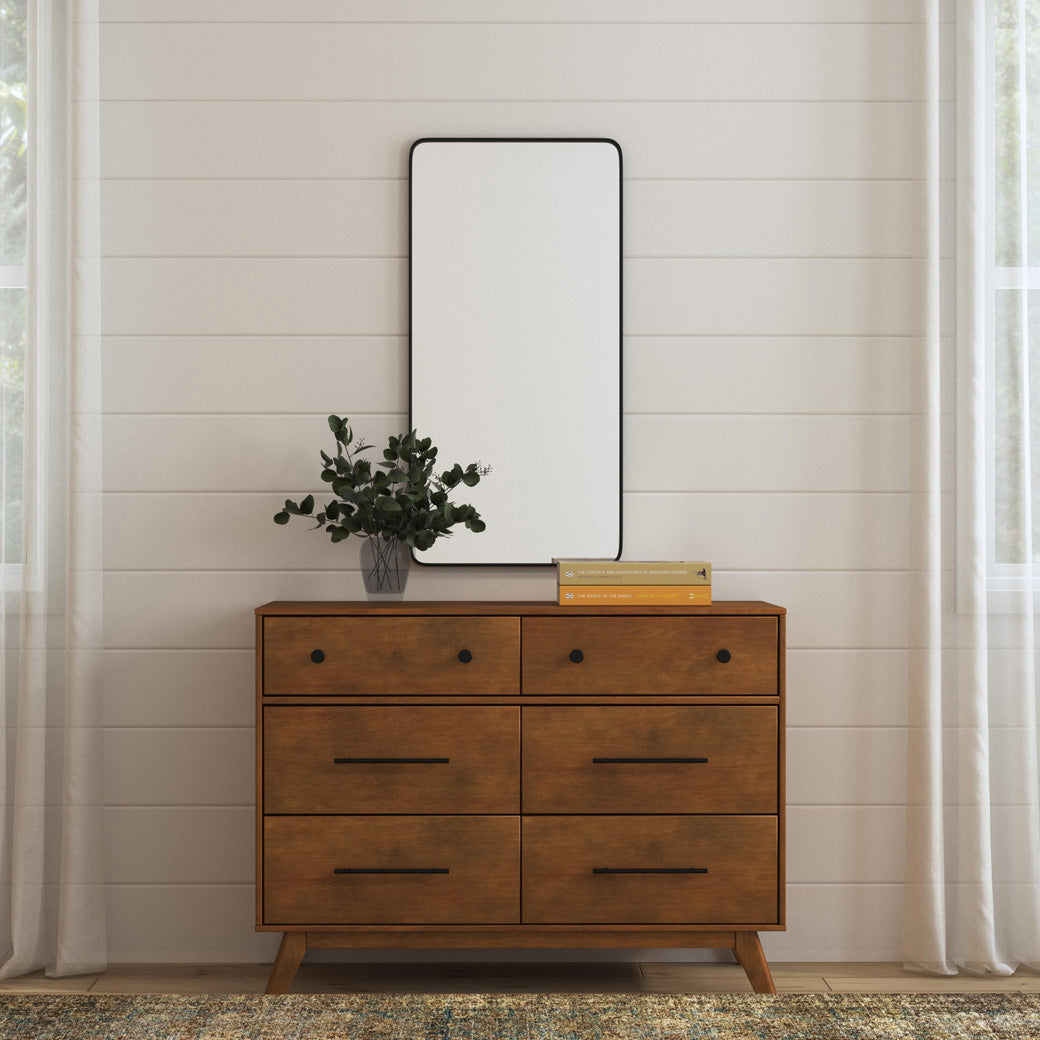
[361,535,409,596]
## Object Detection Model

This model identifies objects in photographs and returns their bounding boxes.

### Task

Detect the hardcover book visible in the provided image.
[555,559,711,586]
[558,585,712,606]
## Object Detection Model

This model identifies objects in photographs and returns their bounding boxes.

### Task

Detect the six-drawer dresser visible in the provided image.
[255,600,786,993]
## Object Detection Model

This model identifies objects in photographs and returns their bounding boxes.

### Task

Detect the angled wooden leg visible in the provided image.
[266,931,307,994]
[733,931,776,994]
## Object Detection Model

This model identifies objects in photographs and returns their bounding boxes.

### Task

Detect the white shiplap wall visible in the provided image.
[100,0,913,962]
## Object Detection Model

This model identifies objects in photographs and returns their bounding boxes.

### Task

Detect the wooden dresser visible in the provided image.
[255,600,786,993]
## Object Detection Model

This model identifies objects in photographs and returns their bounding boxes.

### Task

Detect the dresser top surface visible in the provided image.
[256,600,785,617]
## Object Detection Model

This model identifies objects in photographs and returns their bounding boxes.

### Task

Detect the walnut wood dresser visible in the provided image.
[255,600,786,993]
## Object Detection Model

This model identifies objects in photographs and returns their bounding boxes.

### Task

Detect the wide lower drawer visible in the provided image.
[262,616,520,695]
[263,816,520,924]
[521,617,778,696]
[522,706,777,813]
[264,705,520,814]
[522,816,778,924]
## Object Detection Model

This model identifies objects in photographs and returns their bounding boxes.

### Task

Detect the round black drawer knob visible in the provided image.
[310,649,326,664]
[716,649,732,664]
[458,649,473,664]
[569,649,584,664]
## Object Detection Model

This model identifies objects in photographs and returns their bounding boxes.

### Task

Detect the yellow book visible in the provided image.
[558,585,712,606]
[555,559,711,586]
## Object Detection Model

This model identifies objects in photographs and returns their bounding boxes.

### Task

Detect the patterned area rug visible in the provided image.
[0,992,1038,1039]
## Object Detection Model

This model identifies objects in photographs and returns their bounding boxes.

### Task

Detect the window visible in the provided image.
[989,0,1040,585]
[0,0,26,570]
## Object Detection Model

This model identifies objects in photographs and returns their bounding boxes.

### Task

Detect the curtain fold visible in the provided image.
[0,0,104,978]
[905,0,1040,975]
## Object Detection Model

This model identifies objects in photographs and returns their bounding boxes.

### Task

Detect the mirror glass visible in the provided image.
[410,138,622,565]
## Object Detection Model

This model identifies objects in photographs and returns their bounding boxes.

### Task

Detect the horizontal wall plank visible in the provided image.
[99,0,915,25]
[103,414,909,492]
[102,179,912,260]
[629,180,912,258]
[103,650,254,728]
[103,723,902,810]
[628,337,912,415]
[104,787,908,888]
[631,258,912,337]
[101,258,403,336]
[620,494,909,570]
[787,807,905,883]
[103,492,909,572]
[101,335,912,416]
[786,650,908,727]
[628,415,909,492]
[101,179,407,258]
[103,570,559,648]
[105,729,254,806]
[106,882,902,963]
[107,885,277,963]
[717,570,908,650]
[103,414,406,491]
[101,101,913,180]
[762,885,902,961]
[101,24,912,102]
[106,807,253,884]
[624,334,911,411]
[787,727,907,805]
[102,257,913,336]
[102,337,406,415]
[100,646,905,730]
[102,569,905,650]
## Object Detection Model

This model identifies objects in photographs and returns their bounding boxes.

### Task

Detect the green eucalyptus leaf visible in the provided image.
[273,511,290,525]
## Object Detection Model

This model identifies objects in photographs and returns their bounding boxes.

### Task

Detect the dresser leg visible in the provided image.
[266,931,307,994]
[732,931,776,994]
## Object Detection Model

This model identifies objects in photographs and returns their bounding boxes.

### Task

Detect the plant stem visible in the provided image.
[367,535,401,592]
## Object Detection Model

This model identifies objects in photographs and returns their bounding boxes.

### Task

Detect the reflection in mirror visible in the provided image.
[410,138,622,566]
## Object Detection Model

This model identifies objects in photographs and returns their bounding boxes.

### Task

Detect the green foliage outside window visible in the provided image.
[993,0,1040,565]
[0,0,26,565]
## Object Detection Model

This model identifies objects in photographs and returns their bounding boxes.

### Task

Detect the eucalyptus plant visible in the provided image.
[273,415,488,556]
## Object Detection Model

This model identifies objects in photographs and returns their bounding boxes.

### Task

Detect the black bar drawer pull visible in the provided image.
[592,867,708,875]
[592,757,708,764]
[334,867,450,875]
[333,757,450,765]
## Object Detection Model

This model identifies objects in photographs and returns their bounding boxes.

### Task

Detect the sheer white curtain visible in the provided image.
[905,0,1040,974]
[0,0,105,977]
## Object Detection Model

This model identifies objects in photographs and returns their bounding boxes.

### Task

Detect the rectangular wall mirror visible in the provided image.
[410,138,622,566]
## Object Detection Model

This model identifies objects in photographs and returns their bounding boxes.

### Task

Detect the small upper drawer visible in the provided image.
[522,705,777,814]
[262,616,520,696]
[264,705,519,814]
[521,616,777,696]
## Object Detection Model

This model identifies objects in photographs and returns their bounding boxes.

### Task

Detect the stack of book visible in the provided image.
[554,559,712,606]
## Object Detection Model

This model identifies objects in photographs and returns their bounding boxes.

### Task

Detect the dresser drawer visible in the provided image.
[521,617,777,696]
[264,705,519,814]
[522,816,777,924]
[262,616,520,695]
[263,816,520,925]
[522,706,777,814]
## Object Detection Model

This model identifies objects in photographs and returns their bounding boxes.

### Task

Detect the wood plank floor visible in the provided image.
[1,962,1039,995]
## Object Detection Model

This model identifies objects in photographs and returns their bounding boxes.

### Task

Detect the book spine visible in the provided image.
[558,585,712,606]
[556,563,711,586]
